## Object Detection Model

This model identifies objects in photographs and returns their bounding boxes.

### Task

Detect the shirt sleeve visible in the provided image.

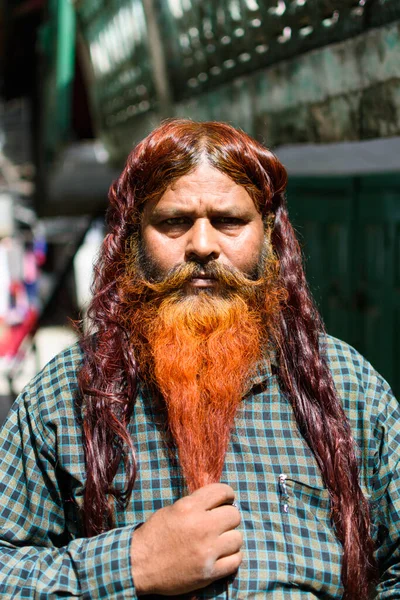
[366,376,400,598]
[0,386,138,599]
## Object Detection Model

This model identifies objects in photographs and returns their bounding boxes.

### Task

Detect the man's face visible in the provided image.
[140,162,265,289]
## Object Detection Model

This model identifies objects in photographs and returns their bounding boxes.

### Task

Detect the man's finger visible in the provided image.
[209,504,241,533]
[212,551,243,581]
[190,483,235,510]
[215,530,244,558]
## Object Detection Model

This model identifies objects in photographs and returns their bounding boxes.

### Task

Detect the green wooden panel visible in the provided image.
[354,176,400,393]
[286,177,355,344]
[287,175,400,397]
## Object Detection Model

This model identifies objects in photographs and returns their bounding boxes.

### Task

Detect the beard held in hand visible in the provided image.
[119,229,285,493]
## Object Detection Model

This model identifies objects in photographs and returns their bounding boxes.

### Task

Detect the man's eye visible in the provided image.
[163,217,189,226]
[214,217,243,225]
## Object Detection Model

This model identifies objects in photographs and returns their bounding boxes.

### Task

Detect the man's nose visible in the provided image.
[185,219,220,262]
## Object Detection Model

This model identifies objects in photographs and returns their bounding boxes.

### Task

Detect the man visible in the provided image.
[0,119,399,599]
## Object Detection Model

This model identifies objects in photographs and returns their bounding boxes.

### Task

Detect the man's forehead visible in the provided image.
[144,164,257,215]
[169,164,234,191]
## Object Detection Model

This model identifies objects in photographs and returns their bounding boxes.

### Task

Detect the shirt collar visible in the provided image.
[246,344,278,390]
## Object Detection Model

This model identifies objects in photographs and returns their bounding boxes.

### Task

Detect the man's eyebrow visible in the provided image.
[149,206,254,218]
[210,206,253,217]
[150,206,188,216]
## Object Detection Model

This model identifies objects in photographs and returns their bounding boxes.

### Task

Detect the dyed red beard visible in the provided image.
[120,253,285,492]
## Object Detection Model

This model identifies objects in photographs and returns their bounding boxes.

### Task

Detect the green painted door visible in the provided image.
[355,176,400,395]
[287,175,399,396]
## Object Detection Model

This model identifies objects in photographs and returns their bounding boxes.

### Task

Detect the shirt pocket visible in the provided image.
[233,475,292,596]
[280,477,343,597]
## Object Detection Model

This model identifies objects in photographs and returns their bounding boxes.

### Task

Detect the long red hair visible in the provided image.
[78,119,376,598]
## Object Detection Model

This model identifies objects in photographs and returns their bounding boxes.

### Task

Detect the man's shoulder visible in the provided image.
[18,340,85,421]
[322,334,396,421]
[30,340,85,394]
[323,334,373,382]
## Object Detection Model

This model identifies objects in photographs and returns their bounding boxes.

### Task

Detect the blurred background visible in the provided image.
[0,0,399,424]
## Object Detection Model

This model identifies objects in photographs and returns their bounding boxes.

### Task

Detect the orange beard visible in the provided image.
[120,245,285,492]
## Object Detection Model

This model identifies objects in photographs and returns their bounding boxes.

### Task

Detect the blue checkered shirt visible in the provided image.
[0,335,399,598]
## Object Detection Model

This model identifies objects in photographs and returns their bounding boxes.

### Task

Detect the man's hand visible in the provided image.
[130,483,243,596]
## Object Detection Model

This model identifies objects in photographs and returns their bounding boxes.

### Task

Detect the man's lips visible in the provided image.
[190,274,217,287]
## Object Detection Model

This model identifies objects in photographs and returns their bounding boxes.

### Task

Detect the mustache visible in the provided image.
[141,260,266,297]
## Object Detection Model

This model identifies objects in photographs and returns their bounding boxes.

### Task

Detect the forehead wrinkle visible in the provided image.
[143,162,259,221]
[163,178,251,205]
[168,162,238,194]
[151,187,245,214]
[152,190,257,217]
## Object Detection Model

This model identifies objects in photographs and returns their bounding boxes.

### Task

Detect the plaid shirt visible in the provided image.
[0,335,399,599]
